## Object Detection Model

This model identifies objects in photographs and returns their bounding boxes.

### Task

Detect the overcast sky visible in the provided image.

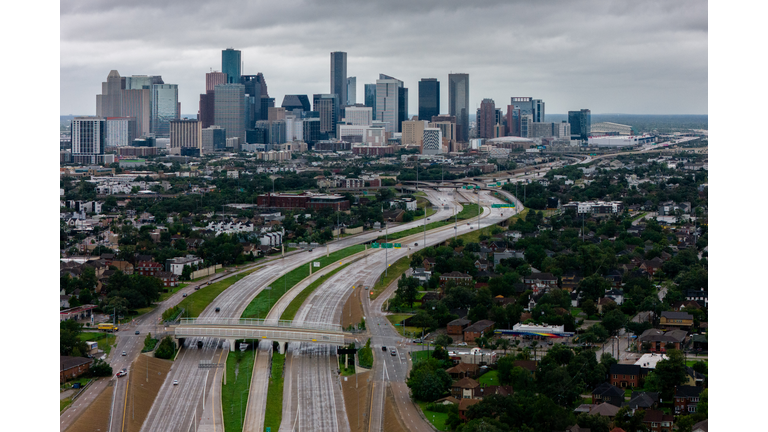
[60,0,707,117]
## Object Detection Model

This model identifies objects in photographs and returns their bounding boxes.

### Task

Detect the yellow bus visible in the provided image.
[97,323,118,332]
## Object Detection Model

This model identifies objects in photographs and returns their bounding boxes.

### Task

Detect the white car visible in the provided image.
[173,380,179,385]
[457,342,468,347]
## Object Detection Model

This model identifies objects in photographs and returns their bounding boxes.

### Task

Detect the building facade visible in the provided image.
[169,119,202,153]
[313,94,340,138]
[151,84,179,137]
[568,109,591,141]
[477,98,496,139]
[343,106,373,126]
[364,83,377,120]
[346,76,356,105]
[330,51,347,107]
[376,74,405,133]
[402,120,428,145]
[214,84,246,142]
[105,117,136,147]
[449,73,470,142]
[222,48,241,84]
[418,78,440,122]
[422,128,443,155]
[72,117,106,161]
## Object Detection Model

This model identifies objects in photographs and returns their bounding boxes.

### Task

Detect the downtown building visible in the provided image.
[96,70,165,138]
[72,117,114,164]
[202,126,226,153]
[364,84,377,120]
[376,74,408,133]
[169,119,202,155]
[418,78,440,122]
[569,109,592,141]
[214,84,246,143]
[331,51,347,107]
[105,117,136,147]
[422,128,443,155]
[477,98,497,139]
[448,73,469,142]
[222,48,241,84]
[313,94,340,139]
[346,77,356,105]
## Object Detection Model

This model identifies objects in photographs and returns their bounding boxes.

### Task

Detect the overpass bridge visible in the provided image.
[172,317,354,352]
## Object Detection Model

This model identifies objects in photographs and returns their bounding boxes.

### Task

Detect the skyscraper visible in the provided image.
[241,74,269,125]
[568,109,591,140]
[347,77,356,105]
[222,48,241,84]
[376,74,405,133]
[422,128,442,155]
[151,84,179,137]
[364,84,377,120]
[206,71,227,92]
[214,84,246,142]
[510,97,545,123]
[418,78,440,122]
[105,117,136,147]
[281,95,311,112]
[96,70,123,118]
[313,94,340,138]
[448,73,469,142]
[477,98,496,139]
[330,52,347,107]
[169,119,202,153]
[72,117,106,163]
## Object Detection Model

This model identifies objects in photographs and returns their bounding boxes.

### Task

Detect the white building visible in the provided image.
[588,134,654,147]
[167,255,204,276]
[105,117,135,147]
[422,128,442,155]
[343,106,372,126]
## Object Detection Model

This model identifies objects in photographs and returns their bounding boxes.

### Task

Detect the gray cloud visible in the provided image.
[61,0,707,116]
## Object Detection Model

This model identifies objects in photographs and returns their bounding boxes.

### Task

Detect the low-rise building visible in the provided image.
[463,320,495,341]
[60,356,93,383]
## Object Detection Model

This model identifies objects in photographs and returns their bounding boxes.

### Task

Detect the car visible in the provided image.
[215,307,221,313]
[467,222,470,225]
[547,341,554,346]
[116,371,127,377]
[135,330,140,335]
[390,349,397,356]
[122,351,127,356]
[381,346,387,351]
[308,248,313,252]
[183,293,187,297]
[413,339,422,344]
[173,380,179,385]
[427,218,431,221]
[457,342,468,347]
[197,340,204,349]
[414,242,418,246]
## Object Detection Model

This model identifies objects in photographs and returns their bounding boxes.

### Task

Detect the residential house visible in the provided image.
[167,255,204,276]
[471,385,513,400]
[412,268,432,284]
[513,360,537,377]
[604,270,623,289]
[684,367,706,387]
[692,419,708,432]
[640,257,664,277]
[561,271,583,292]
[451,377,480,399]
[642,409,674,432]
[440,271,473,288]
[692,334,707,351]
[671,300,701,312]
[624,391,659,411]
[686,289,708,307]
[111,261,134,275]
[589,402,620,417]
[592,382,625,407]
[155,271,180,288]
[136,261,163,276]
[474,259,489,271]
[660,311,694,329]
[637,329,687,353]
[674,386,704,414]
[447,318,472,336]
[597,297,616,314]
[523,272,557,289]
[422,257,437,271]
[60,295,71,309]
[610,364,642,388]
[60,356,93,383]
[493,296,516,307]
[604,289,624,305]
[445,363,479,380]
[458,398,481,422]
[463,320,495,342]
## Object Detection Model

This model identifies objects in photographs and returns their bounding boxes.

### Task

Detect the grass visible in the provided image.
[411,349,432,365]
[221,341,257,432]
[78,332,116,355]
[241,245,365,319]
[417,401,450,431]
[280,263,350,321]
[456,207,530,244]
[377,203,482,241]
[175,268,260,318]
[386,314,420,337]
[477,370,499,386]
[371,256,411,300]
[686,360,708,369]
[570,308,584,316]
[61,397,73,412]
[264,352,285,432]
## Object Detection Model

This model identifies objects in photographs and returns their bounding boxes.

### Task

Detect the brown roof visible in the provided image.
[446,363,479,374]
[454,377,480,389]
[458,398,481,411]
[643,409,674,423]
[513,360,537,372]
[589,403,620,417]
[464,320,495,334]
[60,356,93,372]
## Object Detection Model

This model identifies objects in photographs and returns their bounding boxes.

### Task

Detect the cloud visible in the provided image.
[61,0,707,115]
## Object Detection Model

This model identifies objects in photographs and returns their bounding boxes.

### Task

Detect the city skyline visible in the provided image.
[61,0,707,117]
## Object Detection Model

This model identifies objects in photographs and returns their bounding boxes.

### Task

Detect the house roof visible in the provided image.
[60,356,93,372]
[589,402,620,417]
[525,272,557,281]
[458,398,481,411]
[597,297,616,306]
[638,329,687,343]
[442,271,471,278]
[513,360,537,372]
[446,363,479,374]
[464,320,495,333]
[676,385,704,398]
[435,396,461,405]
[454,377,480,389]
[610,364,641,375]
[625,392,658,409]
[661,311,693,320]
[593,382,624,398]
[692,419,708,432]
[643,409,674,423]
[447,318,471,327]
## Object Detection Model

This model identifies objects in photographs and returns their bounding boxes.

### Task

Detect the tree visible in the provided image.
[578,275,611,302]
[599,352,618,371]
[90,359,113,377]
[697,388,708,417]
[613,407,648,432]
[601,309,628,335]
[434,334,453,348]
[407,358,451,402]
[647,349,688,401]
[581,299,597,317]
[410,310,437,336]
[575,412,611,432]
[60,320,88,356]
[496,338,511,356]
[155,336,176,359]
[105,296,129,319]
[395,277,419,309]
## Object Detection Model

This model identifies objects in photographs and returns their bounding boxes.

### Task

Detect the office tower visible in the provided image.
[198,92,215,128]
[477,98,496,139]
[418,78,440,122]
[303,117,321,146]
[281,95,311,112]
[214,84,246,142]
[343,106,373,126]
[533,99,545,122]
[448,73,469,142]
[364,84,377,120]
[121,88,150,137]
[206,71,227,92]
[530,122,571,138]
[260,96,275,121]
[422,128,442,155]
[96,70,123,118]
[520,114,533,138]
[269,120,286,144]
[72,117,106,162]
[402,120,428,145]
[375,74,405,133]
[568,109,591,140]
[429,121,455,142]
[330,51,347,107]
[241,74,269,126]
[268,107,286,122]
[202,126,226,153]
[169,119,202,153]
[398,87,408,130]
[105,117,136,147]
[506,106,520,136]
[222,48,241,84]
[151,84,179,137]
[510,97,545,123]
[313,94,340,138]
[347,77,356,105]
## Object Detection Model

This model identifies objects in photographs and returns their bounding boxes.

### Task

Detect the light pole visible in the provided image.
[385,223,388,277]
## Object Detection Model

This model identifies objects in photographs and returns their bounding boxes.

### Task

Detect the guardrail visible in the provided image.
[176,317,343,332]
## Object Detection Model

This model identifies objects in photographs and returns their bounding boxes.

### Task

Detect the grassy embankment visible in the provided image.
[78,332,116,355]
[221,341,257,432]
[172,267,260,317]
[370,256,411,300]
[417,400,451,431]
[263,352,286,432]
[377,203,481,242]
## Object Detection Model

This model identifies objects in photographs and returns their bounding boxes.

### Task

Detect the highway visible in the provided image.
[136,188,468,432]
[278,188,517,432]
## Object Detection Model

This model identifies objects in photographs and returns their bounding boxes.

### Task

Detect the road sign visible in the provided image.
[240,343,248,352]
[383,243,393,249]
[394,243,401,249]
[372,243,380,248]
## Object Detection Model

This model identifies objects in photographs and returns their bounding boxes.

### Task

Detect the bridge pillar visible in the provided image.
[227,338,236,352]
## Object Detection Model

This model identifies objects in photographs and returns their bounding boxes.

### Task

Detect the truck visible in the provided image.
[97,323,118,332]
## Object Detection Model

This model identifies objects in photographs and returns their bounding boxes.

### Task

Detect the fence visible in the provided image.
[190,264,222,280]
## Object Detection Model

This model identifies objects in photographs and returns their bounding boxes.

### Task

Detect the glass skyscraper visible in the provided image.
[330,52,347,107]
[418,78,440,122]
[222,48,241,84]
[214,84,246,142]
[364,84,377,120]
[376,74,405,133]
[151,84,178,137]
[449,73,469,142]
[568,109,591,141]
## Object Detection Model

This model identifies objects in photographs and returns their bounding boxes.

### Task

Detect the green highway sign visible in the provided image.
[383,243,394,249]
[372,243,380,248]
[394,243,401,249]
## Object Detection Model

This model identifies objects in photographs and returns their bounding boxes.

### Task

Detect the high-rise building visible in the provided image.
[303,117,321,146]
[330,52,347,107]
[198,92,215,128]
[281,95,311,112]
[72,117,106,162]
[121,88,150,137]
[418,78,440,122]
[313,94,340,138]
[268,107,286,122]
[429,121,455,142]
[398,87,409,130]
[506,106,520,136]
[347,77,356,105]
[520,114,533,138]
[422,128,442,155]
[222,48,241,84]
[510,97,545,123]
[402,120,428,145]
[214,84,246,142]
[105,117,136,147]
[568,109,591,141]
[96,70,123,118]
[448,73,469,142]
[364,84,377,120]
[169,119,202,153]
[530,122,571,138]
[206,71,227,92]
[477,98,496,139]
[343,106,373,126]
[202,126,226,153]
[151,84,179,137]
[375,74,405,133]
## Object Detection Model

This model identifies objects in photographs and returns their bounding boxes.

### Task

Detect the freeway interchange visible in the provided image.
[63,187,521,432]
